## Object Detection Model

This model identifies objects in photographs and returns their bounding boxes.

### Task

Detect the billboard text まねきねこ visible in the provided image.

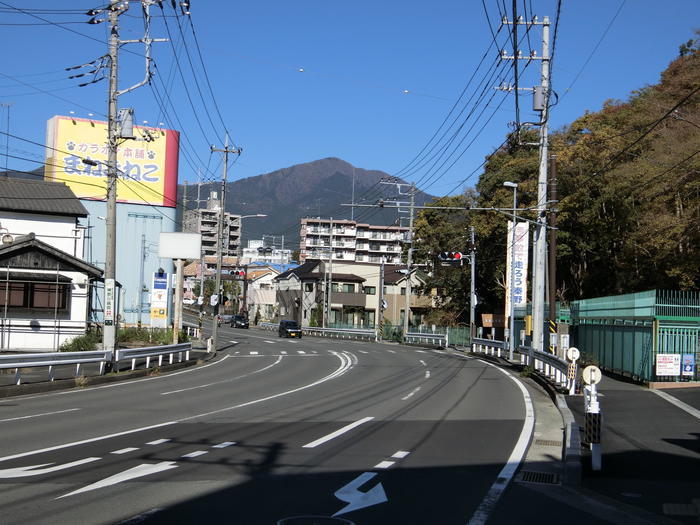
[45,115,179,207]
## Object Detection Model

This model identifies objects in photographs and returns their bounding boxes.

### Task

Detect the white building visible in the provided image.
[0,179,102,351]
[241,239,292,265]
[299,218,407,264]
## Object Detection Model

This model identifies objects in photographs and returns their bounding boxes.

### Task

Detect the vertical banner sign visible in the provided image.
[104,278,115,326]
[150,272,169,329]
[681,354,695,377]
[505,221,530,323]
[656,353,681,376]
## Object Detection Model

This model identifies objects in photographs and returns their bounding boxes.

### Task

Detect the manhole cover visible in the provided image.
[277,517,355,525]
[518,471,560,484]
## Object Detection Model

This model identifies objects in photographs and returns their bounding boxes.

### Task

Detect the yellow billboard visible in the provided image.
[45,115,179,207]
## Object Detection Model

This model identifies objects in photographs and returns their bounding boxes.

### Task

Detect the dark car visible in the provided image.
[278,320,302,338]
[216,314,233,327]
[230,315,249,329]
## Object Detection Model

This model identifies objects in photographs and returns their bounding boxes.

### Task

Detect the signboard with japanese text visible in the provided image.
[44,115,179,207]
[150,272,169,328]
[656,353,681,376]
[681,353,695,377]
[505,221,530,324]
[104,278,115,326]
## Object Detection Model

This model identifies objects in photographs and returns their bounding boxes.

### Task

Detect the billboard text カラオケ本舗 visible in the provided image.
[45,115,179,207]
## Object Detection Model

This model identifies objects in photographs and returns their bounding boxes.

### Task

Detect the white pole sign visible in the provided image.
[505,221,529,319]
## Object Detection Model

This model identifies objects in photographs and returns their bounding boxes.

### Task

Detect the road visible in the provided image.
[0,327,610,524]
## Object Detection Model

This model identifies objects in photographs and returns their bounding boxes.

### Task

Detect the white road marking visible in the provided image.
[0,408,81,423]
[651,389,700,420]
[332,472,387,517]
[419,360,427,366]
[57,461,178,499]
[249,351,259,355]
[298,350,306,354]
[234,351,240,355]
[401,387,421,401]
[467,360,535,525]
[111,447,138,455]
[302,416,375,448]
[387,349,396,354]
[264,340,276,344]
[212,441,236,449]
[425,371,431,379]
[373,461,394,469]
[181,450,207,458]
[280,351,288,355]
[359,350,369,354]
[161,355,283,395]
[391,450,410,459]
[416,350,427,354]
[1,352,354,464]
[0,457,101,479]
[146,439,170,446]
[229,340,239,344]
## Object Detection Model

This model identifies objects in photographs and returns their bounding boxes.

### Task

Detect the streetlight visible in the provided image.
[503,181,518,361]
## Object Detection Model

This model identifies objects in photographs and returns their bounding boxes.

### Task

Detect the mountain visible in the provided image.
[179,157,435,249]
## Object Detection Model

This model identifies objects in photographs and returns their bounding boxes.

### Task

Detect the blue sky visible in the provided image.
[0,1,696,198]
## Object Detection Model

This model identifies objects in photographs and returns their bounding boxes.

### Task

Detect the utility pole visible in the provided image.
[499,15,551,353]
[103,0,120,362]
[210,136,241,351]
[469,225,476,340]
[377,257,385,341]
[548,154,558,354]
[403,183,416,338]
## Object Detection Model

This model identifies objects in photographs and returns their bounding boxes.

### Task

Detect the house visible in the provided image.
[0,177,87,258]
[0,233,102,351]
[274,260,431,328]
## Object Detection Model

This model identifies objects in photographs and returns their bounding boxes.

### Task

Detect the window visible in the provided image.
[304,283,314,292]
[363,286,376,295]
[400,287,406,295]
[342,283,355,293]
[0,281,69,310]
[331,283,341,293]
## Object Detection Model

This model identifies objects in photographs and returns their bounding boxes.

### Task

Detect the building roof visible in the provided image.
[0,232,102,277]
[0,177,88,217]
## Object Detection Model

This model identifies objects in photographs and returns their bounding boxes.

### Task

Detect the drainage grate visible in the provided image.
[519,471,560,485]
[534,439,563,447]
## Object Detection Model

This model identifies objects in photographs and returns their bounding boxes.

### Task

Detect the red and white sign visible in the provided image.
[656,353,681,376]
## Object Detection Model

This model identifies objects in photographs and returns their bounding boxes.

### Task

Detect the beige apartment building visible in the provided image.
[299,218,408,264]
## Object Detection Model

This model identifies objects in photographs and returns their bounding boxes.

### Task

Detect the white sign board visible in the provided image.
[505,221,529,319]
[566,347,580,362]
[582,365,602,385]
[104,278,115,326]
[159,232,202,260]
[560,334,570,351]
[656,354,681,376]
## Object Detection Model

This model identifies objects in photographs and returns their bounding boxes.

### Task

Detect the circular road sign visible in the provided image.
[566,346,580,362]
[582,365,602,385]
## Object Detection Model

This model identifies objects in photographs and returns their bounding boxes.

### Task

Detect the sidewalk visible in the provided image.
[566,374,700,523]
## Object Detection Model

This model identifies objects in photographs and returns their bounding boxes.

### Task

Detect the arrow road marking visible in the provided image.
[57,461,178,499]
[0,457,101,478]
[332,472,387,517]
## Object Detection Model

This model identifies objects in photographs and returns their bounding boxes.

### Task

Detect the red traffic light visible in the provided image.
[453,252,462,260]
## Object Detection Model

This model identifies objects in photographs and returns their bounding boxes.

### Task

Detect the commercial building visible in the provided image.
[299,218,407,264]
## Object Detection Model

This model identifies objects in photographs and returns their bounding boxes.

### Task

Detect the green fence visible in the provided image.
[571,290,699,383]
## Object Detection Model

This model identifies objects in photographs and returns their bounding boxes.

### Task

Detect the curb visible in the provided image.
[0,349,219,399]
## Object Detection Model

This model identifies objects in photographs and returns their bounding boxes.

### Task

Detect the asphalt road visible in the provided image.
[0,327,622,524]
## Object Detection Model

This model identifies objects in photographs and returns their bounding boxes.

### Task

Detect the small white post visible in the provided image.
[48,365,55,382]
[15,368,21,386]
[158,354,163,366]
[131,358,136,371]
[75,363,81,377]
[146,356,151,368]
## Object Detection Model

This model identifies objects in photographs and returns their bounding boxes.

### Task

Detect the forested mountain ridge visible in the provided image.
[415,39,700,320]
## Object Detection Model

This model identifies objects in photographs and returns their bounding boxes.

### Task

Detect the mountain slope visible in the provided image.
[180,157,435,249]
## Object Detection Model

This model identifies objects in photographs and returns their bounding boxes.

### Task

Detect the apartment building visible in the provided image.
[299,218,407,264]
[183,191,241,257]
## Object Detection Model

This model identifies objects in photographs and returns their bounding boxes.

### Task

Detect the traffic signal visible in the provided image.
[437,252,464,266]
[229,269,246,278]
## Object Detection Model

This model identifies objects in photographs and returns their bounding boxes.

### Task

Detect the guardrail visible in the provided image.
[1,342,195,385]
[0,350,111,385]
[405,331,447,347]
[471,338,572,391]
[304,326,376,341]
[116,343,192,371]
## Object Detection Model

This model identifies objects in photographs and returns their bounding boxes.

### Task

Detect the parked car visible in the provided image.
[183,297,196,305]
[278,319,302,338]
[230,314,249,329]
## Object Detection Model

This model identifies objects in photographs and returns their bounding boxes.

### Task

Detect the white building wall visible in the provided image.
[0,211,84,258]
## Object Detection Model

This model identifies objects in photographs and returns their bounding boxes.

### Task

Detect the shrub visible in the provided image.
[60,331,100,352]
